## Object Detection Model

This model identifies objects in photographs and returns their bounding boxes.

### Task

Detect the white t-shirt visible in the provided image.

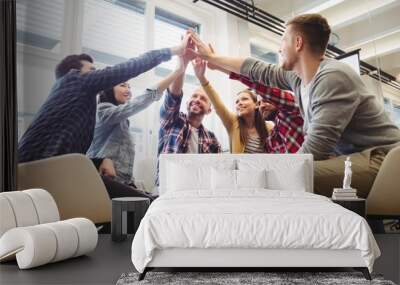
[186,126,199,153]
[300,66,320,130]
[300,82,311,115]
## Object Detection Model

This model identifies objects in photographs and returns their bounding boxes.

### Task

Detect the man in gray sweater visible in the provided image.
[189,14,400,198]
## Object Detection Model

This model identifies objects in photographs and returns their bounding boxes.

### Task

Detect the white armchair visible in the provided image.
[0,189,98,269]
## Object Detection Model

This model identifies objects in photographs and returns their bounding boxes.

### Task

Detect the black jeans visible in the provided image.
[101,175,156,201]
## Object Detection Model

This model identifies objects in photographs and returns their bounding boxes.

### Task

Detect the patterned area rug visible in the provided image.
[116,271,396,285]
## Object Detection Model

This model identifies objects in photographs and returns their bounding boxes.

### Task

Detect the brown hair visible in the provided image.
[98,87,118,106]
[236,89,268,148]
[286,13,331,56]
[55,53,93,79]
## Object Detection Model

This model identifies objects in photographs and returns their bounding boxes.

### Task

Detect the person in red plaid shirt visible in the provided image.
[229,72,304,153]
[188,16,400,198]
[201,52,304,153]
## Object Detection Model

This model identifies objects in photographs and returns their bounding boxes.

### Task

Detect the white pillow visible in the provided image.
[167,162,211,191]
[236,169,267,189]
[238,158,310,192]
[266,162,307,191]
[211,169,267,191]
[211,168,236,190]
[164,157,237,193]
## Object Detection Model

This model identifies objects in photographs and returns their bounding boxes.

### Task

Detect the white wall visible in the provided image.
[17,47,60,138]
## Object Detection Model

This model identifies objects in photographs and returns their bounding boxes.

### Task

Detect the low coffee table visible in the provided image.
[111,197,150,242]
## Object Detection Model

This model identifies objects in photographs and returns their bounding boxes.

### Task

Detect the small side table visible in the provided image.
[331,198,366,218]
[111,197,150,242]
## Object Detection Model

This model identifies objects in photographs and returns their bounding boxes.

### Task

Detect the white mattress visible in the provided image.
[131,190,380,273]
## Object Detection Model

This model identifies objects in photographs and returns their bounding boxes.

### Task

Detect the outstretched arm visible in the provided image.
[97,58,188,126]
[156,63,185,94]
[188,33,243,74]
[81,33,192,94]
[229,73,298,114]
[192,58,235,131]
[168,56,189,97]
[168,32,196,97]
[189,32,298,91]
[205,44,233,76]
[159,53,193,127]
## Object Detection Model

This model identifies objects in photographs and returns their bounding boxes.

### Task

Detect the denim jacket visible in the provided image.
[87,88,162,184]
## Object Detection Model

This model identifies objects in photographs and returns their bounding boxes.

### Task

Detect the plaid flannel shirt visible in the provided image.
[156,90,221,186]
[230,72,304,153]
[158,89,222,155]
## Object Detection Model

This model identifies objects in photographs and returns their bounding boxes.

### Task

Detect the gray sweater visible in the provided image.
[241,58,400,160]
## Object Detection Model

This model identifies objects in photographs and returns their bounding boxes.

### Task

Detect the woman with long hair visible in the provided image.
[235,89,271,153]
[87,56,188,198]
[192,58,272,153]
[192,57,304,153]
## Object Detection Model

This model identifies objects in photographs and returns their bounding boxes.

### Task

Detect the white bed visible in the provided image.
[131,154,380,280]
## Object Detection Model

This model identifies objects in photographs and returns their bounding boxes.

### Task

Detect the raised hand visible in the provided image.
[188,32,213,60]
[206,44,218,70]
[192,57,208,85]
[185,31,196,56]
[171,31,192,56]
[176,44,196,73]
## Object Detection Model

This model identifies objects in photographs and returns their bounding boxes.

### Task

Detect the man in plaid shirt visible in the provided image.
[229,72,304,153]
[158,90,221,154]
[157,56,221,184]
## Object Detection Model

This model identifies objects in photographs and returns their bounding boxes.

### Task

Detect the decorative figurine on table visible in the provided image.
[343,156,352,189]
[332,156,358,199]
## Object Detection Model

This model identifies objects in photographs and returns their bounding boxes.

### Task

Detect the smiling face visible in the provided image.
[278,25,301,71]
[235,91,257,118]
[113,82,132,104]
[279,14,331,70]
[258,99,277,119]
[187,88,211,116]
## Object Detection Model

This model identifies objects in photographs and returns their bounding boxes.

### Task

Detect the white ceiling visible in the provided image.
[248,0,400,78]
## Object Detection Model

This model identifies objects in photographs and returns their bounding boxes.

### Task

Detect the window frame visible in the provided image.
[16,0,74,61]
[250,42,279,64]
[81,0,147,66]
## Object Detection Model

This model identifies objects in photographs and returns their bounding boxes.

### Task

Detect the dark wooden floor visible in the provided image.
[0,234,134,285]
[1,234,398,284]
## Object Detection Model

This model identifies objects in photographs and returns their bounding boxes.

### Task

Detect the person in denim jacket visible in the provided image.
[87,60,187,197]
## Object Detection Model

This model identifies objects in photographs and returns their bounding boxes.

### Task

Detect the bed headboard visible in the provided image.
[159,154,313,195]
